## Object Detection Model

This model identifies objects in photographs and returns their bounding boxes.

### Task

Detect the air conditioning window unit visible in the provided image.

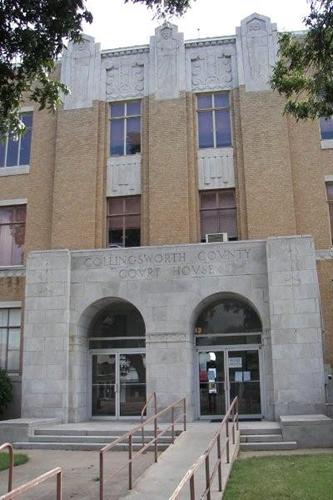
[205,233,228,243]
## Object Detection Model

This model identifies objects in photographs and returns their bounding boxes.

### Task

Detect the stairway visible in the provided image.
[14,427,181,451]
[240,422,297,451]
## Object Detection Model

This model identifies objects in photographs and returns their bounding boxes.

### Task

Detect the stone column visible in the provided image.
[267,236,326,417]
[21,250,71,421]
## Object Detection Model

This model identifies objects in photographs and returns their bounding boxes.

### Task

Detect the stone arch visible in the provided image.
[69,297,146,422]
[77,296,146,340]
[191,292,263,335]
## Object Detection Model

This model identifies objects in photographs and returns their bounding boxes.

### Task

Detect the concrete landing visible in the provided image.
[120,422,234,500]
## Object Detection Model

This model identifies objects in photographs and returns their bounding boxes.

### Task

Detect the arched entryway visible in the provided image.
[88,299,146,418]
[195,293,263,419]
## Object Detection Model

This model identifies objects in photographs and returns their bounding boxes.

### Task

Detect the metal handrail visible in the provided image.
[0,467,62,500]
[169,397,239,500]
[140,392,157,446]
[0,443,14,493]
[99,397,186,500]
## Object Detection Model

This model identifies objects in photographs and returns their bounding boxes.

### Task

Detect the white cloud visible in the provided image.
[84,0,309,49]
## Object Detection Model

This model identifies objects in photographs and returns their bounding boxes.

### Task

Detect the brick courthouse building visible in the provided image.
[1,13,333,422]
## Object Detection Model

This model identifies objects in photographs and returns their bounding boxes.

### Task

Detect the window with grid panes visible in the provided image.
[0,205,26,266]
[326,183,333,242]
[200,189,237,241]
[0,309,21,373]
[0,112,33,168]
[320,118,333,140]
[197,93,231,149]
[107,196,140,247]
[110,101,141,156]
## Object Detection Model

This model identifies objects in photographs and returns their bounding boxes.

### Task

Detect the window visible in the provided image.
[327,183,333,242]
[0,205,26,266]
[0,308,21,373]
[110,101,141,156]
[0,112,33,168]
[320,117,333,140]
[200,189,237,241]
[107,196,140,247]
[197,93,231,149]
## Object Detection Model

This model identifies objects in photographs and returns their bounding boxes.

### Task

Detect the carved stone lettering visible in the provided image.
[77,246,255,280]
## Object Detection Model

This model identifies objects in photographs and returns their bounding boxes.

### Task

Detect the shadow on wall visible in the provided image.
[1,378,21,420]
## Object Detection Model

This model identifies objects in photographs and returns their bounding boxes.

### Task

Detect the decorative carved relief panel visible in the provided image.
[105,59,145,100]
[197,148,235,190]
[61,35,101,110]
[149,22,186,100]
[236,13,278,91]
[106,155,141,196]
[186,43,237,91]
[191,51,234,90]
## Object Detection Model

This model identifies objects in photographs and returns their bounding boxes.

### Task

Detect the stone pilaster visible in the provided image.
[21,250,71,422]
[267,236,326,417]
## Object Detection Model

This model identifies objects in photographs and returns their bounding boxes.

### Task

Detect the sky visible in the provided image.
[84,0,310,49]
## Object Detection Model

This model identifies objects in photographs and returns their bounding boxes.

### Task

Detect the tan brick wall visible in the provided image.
[0,105,57,257]
[145,93,198,246]
[232,88,248,240]
[287,117,331,249]
[317,260,333,368]
[51,102,107,250]
[141,97,150,247]
[237,88,297,239]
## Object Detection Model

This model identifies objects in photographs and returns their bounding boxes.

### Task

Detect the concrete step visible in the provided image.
[240,426,281,436]
[34,428,181,437]
[14,441,169,451]
[240,434,283,443]
[240,441,297,452]
[28,434,173,444]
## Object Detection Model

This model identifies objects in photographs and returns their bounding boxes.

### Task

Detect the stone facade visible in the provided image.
[1,13,333,421]
[21,237,325,422]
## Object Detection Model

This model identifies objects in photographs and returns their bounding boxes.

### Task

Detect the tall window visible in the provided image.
[107,196,140,247]
[197,93,231,149]
[0,112,33,168]
[110,101,141,156]
[200,189,237,241]
[0,205,26,266]
[320,117,333,140]
[326,183,333,242]
[0,308,21,373]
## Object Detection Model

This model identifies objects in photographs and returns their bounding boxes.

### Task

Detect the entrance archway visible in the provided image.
[195,294,263,419]
[88,299,146,418]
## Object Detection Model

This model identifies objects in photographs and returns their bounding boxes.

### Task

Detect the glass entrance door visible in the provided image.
[198,348,261,418]
[199,351,226,417]
[228,350,261,416]
[92,354,116,417]
[92,352,146,418]
[119,353,146,416]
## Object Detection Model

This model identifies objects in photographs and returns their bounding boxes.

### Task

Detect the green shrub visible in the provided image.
[0,369,12,415]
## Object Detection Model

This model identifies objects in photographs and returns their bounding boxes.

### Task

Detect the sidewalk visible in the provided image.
[0,449,154,499]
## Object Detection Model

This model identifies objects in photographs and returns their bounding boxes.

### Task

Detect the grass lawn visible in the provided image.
[224,454,333,500]
[0,452,29,471]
